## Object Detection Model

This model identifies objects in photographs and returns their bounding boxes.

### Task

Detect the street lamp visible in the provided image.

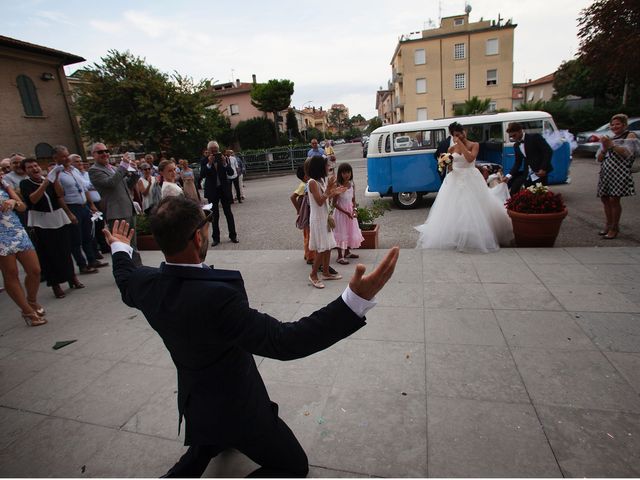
[302,101,313,141]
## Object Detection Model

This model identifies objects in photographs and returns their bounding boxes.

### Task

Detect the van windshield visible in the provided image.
[392,129,446,151]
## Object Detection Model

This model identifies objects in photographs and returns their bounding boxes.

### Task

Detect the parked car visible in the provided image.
[351,137,362,143]
[334,138,346,145]
[576,117,640,155]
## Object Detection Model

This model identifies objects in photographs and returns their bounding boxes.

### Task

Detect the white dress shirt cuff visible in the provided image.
[342,286,377,318]
[111,241,133,258]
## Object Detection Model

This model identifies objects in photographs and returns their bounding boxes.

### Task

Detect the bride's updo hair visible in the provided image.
[449,121,465,134]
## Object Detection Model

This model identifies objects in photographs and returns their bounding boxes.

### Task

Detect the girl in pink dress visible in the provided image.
[332,163,364,264]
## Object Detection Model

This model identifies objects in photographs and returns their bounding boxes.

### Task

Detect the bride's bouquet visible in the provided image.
[437,153,453,173]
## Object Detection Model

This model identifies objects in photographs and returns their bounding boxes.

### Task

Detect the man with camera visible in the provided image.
[198,141,238,246]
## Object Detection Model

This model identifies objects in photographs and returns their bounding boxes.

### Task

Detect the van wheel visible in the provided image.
[393,192,421,209]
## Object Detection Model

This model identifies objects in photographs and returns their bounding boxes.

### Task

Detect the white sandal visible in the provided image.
[308,275,325,289]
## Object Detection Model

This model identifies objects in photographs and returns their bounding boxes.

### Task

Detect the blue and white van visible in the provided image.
[365,111,572,209]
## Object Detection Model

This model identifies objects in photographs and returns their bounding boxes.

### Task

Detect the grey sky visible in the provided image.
[1,0,592,118]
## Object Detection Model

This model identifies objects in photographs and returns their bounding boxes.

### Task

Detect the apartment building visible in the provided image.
[390,12,516,122]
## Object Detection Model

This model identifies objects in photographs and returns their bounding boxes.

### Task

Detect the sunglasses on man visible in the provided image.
[95,149,110,155]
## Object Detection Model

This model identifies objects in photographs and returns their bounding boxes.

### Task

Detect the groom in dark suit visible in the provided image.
[505,122,553,195]
[104,196,399,478]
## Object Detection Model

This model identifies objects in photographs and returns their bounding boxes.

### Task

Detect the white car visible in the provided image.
[393,135,412,150]
[334,138,346,145]
[576,117,640,155]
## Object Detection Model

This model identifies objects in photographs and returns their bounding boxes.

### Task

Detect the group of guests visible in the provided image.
[291,141,364,289]
[0,139,249,327]
[0,142,141,326]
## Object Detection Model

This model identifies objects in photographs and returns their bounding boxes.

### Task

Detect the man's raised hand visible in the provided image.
[103,220,135,246]
[349,246,400,300]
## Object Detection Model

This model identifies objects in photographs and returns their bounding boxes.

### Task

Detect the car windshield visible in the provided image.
[595,123,610,132]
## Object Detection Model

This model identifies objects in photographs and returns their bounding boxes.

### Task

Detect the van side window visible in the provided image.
[384,135,391,153]
[519,120,544,134]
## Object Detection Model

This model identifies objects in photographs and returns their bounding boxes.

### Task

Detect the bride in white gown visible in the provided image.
[415,123,513,253]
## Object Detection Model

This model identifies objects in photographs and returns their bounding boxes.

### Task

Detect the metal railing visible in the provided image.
[239,147,309,178]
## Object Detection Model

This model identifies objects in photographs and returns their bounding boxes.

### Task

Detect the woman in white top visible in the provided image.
[159,160,183,199]
[137,162,158,212]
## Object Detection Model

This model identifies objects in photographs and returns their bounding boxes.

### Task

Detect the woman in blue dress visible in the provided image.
[0,172,46,326]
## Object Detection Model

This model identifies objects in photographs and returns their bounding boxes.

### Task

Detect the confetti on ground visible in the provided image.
[127,314,137,319]
[401,392,407,396]
[304,411,310,416]
[607,433,614,439]
[317,416,326,424]
[406,353,411,359]
[52,340,77,350]
[341,408,346,413]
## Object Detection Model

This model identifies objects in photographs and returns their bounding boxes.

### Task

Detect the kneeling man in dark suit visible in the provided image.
[104,196,399,478]
[505,122,553,195]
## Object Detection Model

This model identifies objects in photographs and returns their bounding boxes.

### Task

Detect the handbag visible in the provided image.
[295,193,310,229]
[327,210,336,231]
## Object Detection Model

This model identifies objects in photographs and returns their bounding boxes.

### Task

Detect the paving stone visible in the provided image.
[527,263,602,285]
[428,396,561,477]
[605,352,640,395]
[311,387,427,477]
[552,284,640,313]
[574,312,640,352]
[423,282,491,309]
[422,259,480,283]
[0,349,63,397]
[475,261,541,284]
[0,406,47,451]
[516,248,580,265]
[425,308,505,346]
[52,362,174,428]
[334,339,425,395]
[585,263,640,284]
[511,348,640,412]
[0,355,115,415]
[495,310,597,350]
[426,343,528,403]
[121,386,182,441]
[483,283,562,311]
[536,405,640,477]
[352,306,425,342]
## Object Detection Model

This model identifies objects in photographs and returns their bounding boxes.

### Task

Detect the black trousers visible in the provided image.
[163,406,308,478]
[208,192,237,241]
[231,177,242,201]
[509,172,548,195]
[68,203,96,268]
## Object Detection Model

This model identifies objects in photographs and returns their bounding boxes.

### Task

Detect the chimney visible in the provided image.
[252,74,257,84]
[235,78,240,87]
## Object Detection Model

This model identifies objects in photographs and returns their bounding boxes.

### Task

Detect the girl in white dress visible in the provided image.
[307,155,347,288]
[415,123,512,253]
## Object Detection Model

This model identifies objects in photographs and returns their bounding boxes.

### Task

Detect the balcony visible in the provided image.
[392,69,403,84]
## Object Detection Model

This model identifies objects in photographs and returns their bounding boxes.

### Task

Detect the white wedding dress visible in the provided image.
[415,153,513,253]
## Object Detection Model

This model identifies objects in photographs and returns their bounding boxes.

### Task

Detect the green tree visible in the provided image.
[235,117,276,150]
[552,58,611,104]
[454,96,492,115]
[286,108,300,140]
[577,0,640,106]
[74,50,226,157]
[250,79,295,142]
[328,105,348,134]
[366,117,383,133]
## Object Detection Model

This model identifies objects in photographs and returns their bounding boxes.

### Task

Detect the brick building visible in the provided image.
[0,35,85,159]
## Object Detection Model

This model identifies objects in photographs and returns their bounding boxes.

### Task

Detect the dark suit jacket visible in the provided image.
[509,133,553,178]
[89,163,137,221]
[112,251,366,445]
[435,136,452,158]
[198,154,234,202]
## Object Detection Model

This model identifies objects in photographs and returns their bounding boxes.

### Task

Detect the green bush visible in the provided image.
[357,199,390,230]
[135,214,152,236]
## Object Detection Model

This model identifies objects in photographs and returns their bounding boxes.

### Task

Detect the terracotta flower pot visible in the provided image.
[136,234,159,251]
[359,224,379,249]
[507,208,568,248]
